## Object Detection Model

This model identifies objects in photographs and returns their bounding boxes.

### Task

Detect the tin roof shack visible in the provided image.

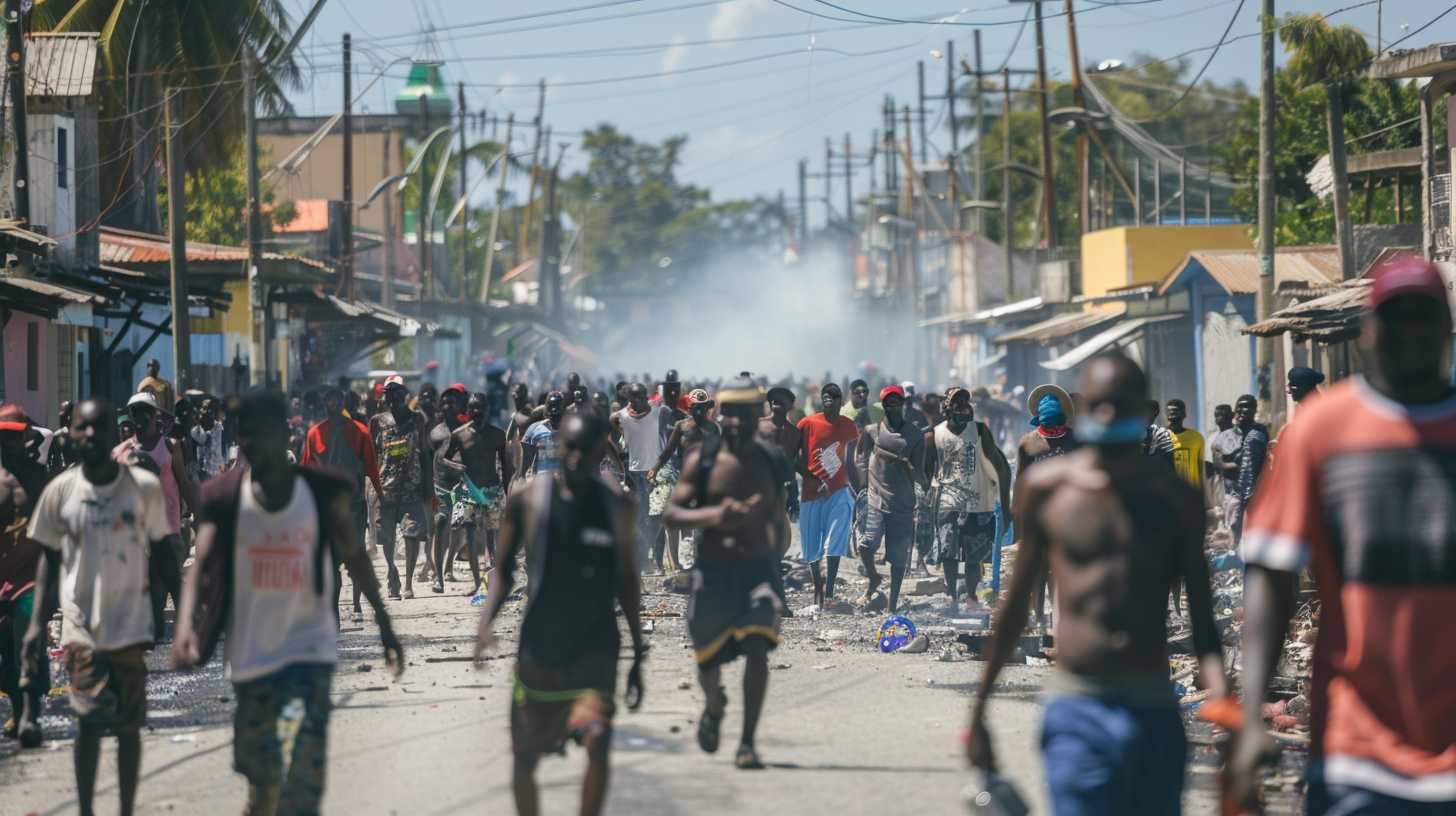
[1368,43,1456,261]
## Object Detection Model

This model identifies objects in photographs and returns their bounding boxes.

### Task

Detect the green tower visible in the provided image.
[393,60,452,119]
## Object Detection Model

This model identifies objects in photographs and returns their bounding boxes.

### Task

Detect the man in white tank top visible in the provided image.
[173,390,403,815]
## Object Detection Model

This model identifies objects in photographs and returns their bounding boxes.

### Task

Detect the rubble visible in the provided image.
[900,634,930,654]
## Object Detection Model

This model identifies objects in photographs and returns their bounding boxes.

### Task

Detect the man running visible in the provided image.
[758,386,802,525]
[795,383,860,609]
[114,391,198,641]
[1231,258,1456,814]
[24,399,172,816]
[649,389,717,573]
[522,391,568,478]
[1164,399,1203,491]
[967,352,1228,814]
[0,405,48,747]
[855,384,926,614]
[174,389,403,815]
[301,386,384,620]
[474,413,645,816]
[370,376,433,600]
[925,388,1011,614]
[436,392,512,598]
[612,384,666,571]
[665,378,789,770]
[428,384,470,590]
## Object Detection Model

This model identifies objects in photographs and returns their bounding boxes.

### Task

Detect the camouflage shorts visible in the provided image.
[648,464,679,518]
[450,485,505,531]
[233,664,334,810]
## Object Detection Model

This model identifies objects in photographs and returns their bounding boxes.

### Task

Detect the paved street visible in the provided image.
[1,552,1238,815]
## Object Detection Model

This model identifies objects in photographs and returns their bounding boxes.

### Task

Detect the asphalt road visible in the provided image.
[2,558,1238,815]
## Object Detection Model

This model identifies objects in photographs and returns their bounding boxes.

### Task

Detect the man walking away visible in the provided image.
[25,399,172,816]
[114,391,198,641]
[612,384,666,572]
[968,353,1228,815]
[1232,258,1456,814]
[925,389,1011,614]
[474,414,645,816]
[666,378,789,770]
[855,385,927,614]
[174,389,404,816]
[1164,399,1203,491]
[370,376,433,600]
[796,383,860,610]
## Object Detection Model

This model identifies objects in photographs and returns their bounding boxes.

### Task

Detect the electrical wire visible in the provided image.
[1127,0,1246,122]
[996,6,1032,72]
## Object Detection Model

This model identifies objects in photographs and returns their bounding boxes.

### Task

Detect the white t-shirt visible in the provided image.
[27,465,169,651]
[190,424,226,481]
[616,405,665,472]
[225,471,337,683]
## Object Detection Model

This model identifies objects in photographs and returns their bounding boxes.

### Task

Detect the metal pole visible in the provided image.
[917,60,928,166]
[825,137,833,226]
[973,31,985,233]
[1033,1,1057,248]
[5,0,29,225]
[947,40,959,214]
[480,113,514,302]
[417,94,430,304]
[245,55,266,385]
[1134,158,1142,226]
[1179,154,1187,225]
[342,34,355,300]
[844,133,854,225]
[1205,165,1212,224]
[1154,159,1162,224]
[1066,0,1089,237]
[458,81,469,302]
[1257,0,1277,372]
[383,128,396,308]
[1003,67,1014,300]
[798,158,809,253]
[165,90,192,395]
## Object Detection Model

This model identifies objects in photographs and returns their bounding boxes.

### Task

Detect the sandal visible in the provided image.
[696,687,727,754]
[734,745,765,770]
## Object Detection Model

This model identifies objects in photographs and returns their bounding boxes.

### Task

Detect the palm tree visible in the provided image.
[30,0,301,232]
[1280,13,1373,280]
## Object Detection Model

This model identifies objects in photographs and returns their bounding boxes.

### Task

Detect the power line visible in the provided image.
[1128,0,1246,122]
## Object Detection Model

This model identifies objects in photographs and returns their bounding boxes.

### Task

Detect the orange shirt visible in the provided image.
[1243,379,1456,800]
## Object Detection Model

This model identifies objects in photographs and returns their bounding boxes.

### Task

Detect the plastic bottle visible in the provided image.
[962,773,1030,816]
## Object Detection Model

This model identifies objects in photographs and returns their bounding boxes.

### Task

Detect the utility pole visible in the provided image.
[1066,0,1089,237]
[457,81,469,302]
[5,0,28,226]
[165,90,191,394]
[916,61,928,166]
[1002,67,1014,300]
[844,133,854,225]
[341,34,355,300]
[1154,159,1162,224]
[1134,158,1143,226]
[416,94,431,304]
[797,158,808,253]
[824,137,834,227]
[973,31,985,232]
[480,114,514,303]
[521,79,546,254]
[1205,165,1212,224]
[1033,1,1057,249]
[245,55,266,385]
[1179,154,1187,225]
[383,128,396,309]
[538,153,562,322]
[1257,0,1276,376]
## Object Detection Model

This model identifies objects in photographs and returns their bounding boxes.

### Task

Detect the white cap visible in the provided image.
[127,391,159,410]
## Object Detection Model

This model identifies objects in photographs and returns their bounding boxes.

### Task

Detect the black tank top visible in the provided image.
[519,477,621,669]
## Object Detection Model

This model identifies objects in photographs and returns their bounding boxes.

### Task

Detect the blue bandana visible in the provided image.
[1074,416,1146,444]
[1029,393,1067,428]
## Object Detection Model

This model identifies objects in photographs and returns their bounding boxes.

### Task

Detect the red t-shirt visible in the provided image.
[1243,378,1456,800]
[797,412,859,502]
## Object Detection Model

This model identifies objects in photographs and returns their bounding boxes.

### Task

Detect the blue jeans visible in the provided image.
[1041,695,1186,816]
[1308,762,1455,815]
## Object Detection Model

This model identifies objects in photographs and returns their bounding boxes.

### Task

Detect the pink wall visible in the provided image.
[3,313,48,423]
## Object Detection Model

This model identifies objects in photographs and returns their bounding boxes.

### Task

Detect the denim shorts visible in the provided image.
[1041,694,1187,815]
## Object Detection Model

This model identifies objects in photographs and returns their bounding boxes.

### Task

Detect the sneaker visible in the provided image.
[388,588,402,601]
[431,581,444,594]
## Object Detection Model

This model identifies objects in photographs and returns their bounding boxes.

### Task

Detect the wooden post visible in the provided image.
[165,90,191,395]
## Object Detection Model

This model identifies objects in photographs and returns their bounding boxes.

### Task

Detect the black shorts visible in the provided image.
[688,558,782,669]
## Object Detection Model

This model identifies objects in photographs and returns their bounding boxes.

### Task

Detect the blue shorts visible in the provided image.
[1041,694,1186,816]
[798,487,854,563]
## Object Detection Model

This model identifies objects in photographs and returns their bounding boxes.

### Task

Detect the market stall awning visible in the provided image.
[1041,314,1183,371]
[321,294,459,339]
[994,305,1122,345]
[0,273,106,322]
[1242,281,1371,342]
[918,296,1046,329]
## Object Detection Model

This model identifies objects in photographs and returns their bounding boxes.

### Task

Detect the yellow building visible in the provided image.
[1080,225,1252,297]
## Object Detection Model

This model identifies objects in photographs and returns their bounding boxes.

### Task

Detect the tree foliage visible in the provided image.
[157,143,295,247]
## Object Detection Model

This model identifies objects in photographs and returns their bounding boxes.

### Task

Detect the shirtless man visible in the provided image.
[648,389,719,572]
[757,386,801,611]
[665,378,789,770]
[427,384,469,590]
[436,393,512,598]
[968,352,1228,815]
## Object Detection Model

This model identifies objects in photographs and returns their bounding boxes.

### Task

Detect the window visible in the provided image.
[56,127,68,189]
[26,321,39,391]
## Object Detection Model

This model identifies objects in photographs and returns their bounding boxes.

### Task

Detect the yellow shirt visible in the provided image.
[1170,428,1204,489]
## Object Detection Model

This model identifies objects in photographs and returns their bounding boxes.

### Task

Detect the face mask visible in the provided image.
[1074,416,1146,445]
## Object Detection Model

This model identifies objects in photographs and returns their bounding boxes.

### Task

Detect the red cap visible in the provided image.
[443,382,468,398]
[1370,256,1449,309]
[424,360,440,370]
[0,404,30,432]
[879,384,905,402]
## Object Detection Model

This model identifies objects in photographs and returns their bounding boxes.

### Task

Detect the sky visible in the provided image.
[282,0,1450,223]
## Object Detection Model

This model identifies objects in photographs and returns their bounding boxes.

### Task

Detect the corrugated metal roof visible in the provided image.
[1157,246,1342,296]
[993,305,1124,345]
[25,34,99,98]
[0,273,107,304]
[99,226,331,271]
[1041,314,1183,371]
[1243,281,1370,340]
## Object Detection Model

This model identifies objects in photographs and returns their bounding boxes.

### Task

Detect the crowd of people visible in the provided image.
[0,257,1452,815]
